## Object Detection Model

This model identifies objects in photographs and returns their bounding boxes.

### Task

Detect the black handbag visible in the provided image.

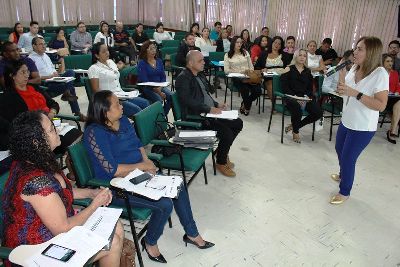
[151,113,180,157]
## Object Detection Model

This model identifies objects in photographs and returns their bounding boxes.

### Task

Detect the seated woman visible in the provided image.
[195,27,213,48]
[137,41,172,115]
[94,21,117,61]
[2,110,124,267]
[254,36,291,100]
[88,42,149,117]
[280,49,323,143]
[48,27,69,73]
[306,40,326,75]
[153,22,173,46]
[132,23,149,45]
[216,28,231,53]
[382,54,400,144]
[0,60,81,155]
[250,35,268,64]
[283,36,296,62]
[83,90,214,263]
[8,22,23,44]
[190,23,201,38]
[240,29,253,52]
[224,36,261,116]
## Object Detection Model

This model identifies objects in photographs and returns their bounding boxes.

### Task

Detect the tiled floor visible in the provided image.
[60,79,400,267]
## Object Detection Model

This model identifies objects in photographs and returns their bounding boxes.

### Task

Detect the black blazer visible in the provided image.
[254,51,292,70]
[216,39,229,52]
[175,68,218,119]
[280,65,313,97]
[176,42,201,67]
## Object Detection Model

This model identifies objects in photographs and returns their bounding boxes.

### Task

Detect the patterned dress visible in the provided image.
[2,161,74,251]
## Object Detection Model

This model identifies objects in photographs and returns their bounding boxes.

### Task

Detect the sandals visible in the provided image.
[240,102,250,116]
[292,133,301,143]
[285,124,293,134]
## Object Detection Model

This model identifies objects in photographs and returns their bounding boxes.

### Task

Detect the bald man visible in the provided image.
[175,50,243,177]
[114,21,137,64]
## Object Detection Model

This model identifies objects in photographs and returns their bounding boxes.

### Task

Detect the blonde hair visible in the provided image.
[355,36,383,78]
[290,48,308,66]
[307,40,317,48]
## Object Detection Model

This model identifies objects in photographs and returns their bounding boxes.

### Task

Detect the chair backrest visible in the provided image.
[160,47,178,60]
[82,76,93,102]
[0,171,9,232]
[67,141,96,188]
[318,75,325,97]
[171,92,182,121]
[119,66,138,88]
[133,102,166,146]
[274,75,283,95]
[161,40,180,48]
[208,52,225,62]
[64,54,92,70]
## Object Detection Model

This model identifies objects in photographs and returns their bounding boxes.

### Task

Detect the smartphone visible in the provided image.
[129,172,152,185]
[41,244,76,262]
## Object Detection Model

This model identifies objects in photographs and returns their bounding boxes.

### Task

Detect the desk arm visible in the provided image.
[150,139,173,147]
[0,246,12,259]
[148,153,163,162]
[173,121,202,129]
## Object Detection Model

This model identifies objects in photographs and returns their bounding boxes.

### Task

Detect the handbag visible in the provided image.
[57,47,69,57]
[243,69,262,85]
[120,238,136,267]
[151,113,181,157]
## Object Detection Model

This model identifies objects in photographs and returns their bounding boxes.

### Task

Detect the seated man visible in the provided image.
[17,20,42,54]
[29,37,83,118]
[114,21,137,65]
[70,21,92,54]
[321,50,354,112]
[316,38,338,66]
[175,50,243,177]
[176,33,201,68]
[0,41,41,87]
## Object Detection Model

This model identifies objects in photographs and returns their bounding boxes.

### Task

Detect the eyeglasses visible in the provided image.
[18,69,30,75]
[147,46,157,51]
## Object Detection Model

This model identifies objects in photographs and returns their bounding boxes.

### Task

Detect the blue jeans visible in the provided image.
[112,187,199,246]
[335,123,375,196]
[46,69,80,114]
[142,87,172,115]
[121,97,149,117]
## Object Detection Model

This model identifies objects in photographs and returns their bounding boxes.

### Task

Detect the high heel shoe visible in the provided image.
[183,234,215,249]
[240,102,245,114]
[285,124,292,134]
[140,238,167,263]
[387,130,397,144]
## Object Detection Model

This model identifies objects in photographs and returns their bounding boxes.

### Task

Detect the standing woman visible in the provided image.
[240,29,253,52]
[8,23,24,44]
[331,36,388,204]
[137,41,172,115]
[224,36,261,116]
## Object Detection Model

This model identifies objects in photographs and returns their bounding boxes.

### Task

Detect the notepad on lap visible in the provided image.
[137,82,170,87]
[205,110,239,120]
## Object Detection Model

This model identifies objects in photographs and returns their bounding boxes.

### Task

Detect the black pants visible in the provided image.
[285,98,322,134]
[116,45,138,62]
[54,128,82,155]
[232,79,262,110]
[203,118,243,164]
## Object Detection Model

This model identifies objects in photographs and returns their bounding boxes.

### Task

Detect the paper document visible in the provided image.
[114,169,183,200]
[0,150,10,161]
[227,73,248,78]
[115,91,139,99]
[137,82,170,87]
[73,69,88,74]
[205,110,239,120]
[178,130,216,138]
[285,95,312,101]
[45,77,76,83]
[26,226,108,267]
[56,123,76,136]
[263,71,279,77]
[83,207,122,250]
[45,50,58,54]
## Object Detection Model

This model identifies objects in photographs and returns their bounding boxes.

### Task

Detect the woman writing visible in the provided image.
[224,36,261,116]
[331,36,388,204]
[280,49,322,143]
[83,90,214,263]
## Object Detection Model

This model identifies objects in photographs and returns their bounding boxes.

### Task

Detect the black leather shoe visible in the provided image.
[183,234,215,249]
[61,91,78,102]
[140,238,167,263]
[387,130,396,144]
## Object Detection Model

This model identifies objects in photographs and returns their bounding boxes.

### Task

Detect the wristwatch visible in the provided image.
[356,92,363,100]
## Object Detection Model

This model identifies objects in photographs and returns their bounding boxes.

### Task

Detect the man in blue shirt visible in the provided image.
[210,21,222,42]
[17,21,42,54]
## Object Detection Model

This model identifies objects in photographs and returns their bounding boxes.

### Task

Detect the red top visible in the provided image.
[389,70,400,94]
[16,85,50,113]
[2,161,74,251]
[10,32,19,44]
[250,45,262,64]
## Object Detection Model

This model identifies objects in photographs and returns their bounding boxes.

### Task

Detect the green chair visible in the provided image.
[267,75,315,143]
[82,76,94,103]
[0,171,12,260]
[174,33,186,41]
[119,66,140,90]
[209,52,227,98]
[64,54,92,70]
[161,40,180,48]
[134,102,212,187]
[68,141,153,267]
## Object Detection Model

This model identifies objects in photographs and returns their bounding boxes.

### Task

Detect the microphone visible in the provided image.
[325,60,352,77]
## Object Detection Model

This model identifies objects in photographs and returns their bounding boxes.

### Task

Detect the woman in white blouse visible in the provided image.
[88,43,149,117]
[224,36,261,116]
[94,21,117,61]
[195,28,213,48]
[306,40,325,75]
[153,22,173,46]
[330,36,388,205]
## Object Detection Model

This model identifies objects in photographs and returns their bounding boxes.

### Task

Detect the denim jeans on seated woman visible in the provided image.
[111,187,199,246]
[141,86,172,115]
[121,96,150,117]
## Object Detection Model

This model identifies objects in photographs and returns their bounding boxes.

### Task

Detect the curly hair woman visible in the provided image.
[1,111,124,267]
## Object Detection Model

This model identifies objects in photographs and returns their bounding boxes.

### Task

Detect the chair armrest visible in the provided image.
[122,86,139,91]
[87,179,110,188]
[150,139,174,147]
[186,114,204,121]
[0,246,12,259]
[276,92,285,98]
[147,153,164,161]
[73,198,92,207]
[173,121,202,129]
[58,114,80,121]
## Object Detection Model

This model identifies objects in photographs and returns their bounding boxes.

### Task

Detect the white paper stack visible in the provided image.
[115,90,139,99]
[114,169,183,200]
[136,82,170,87]
[56,123,76,136]
[45,77,76,83]
[263,71,279,77]
[284,95,312,101]
[205,110,239,120]
[227,73,248,78]
[0,150,10,161]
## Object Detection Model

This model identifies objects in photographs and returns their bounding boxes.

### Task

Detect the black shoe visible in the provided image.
[61,91,78,102]
[387,130,396,144]
[140,238,167,263]
[183,234,215,249]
